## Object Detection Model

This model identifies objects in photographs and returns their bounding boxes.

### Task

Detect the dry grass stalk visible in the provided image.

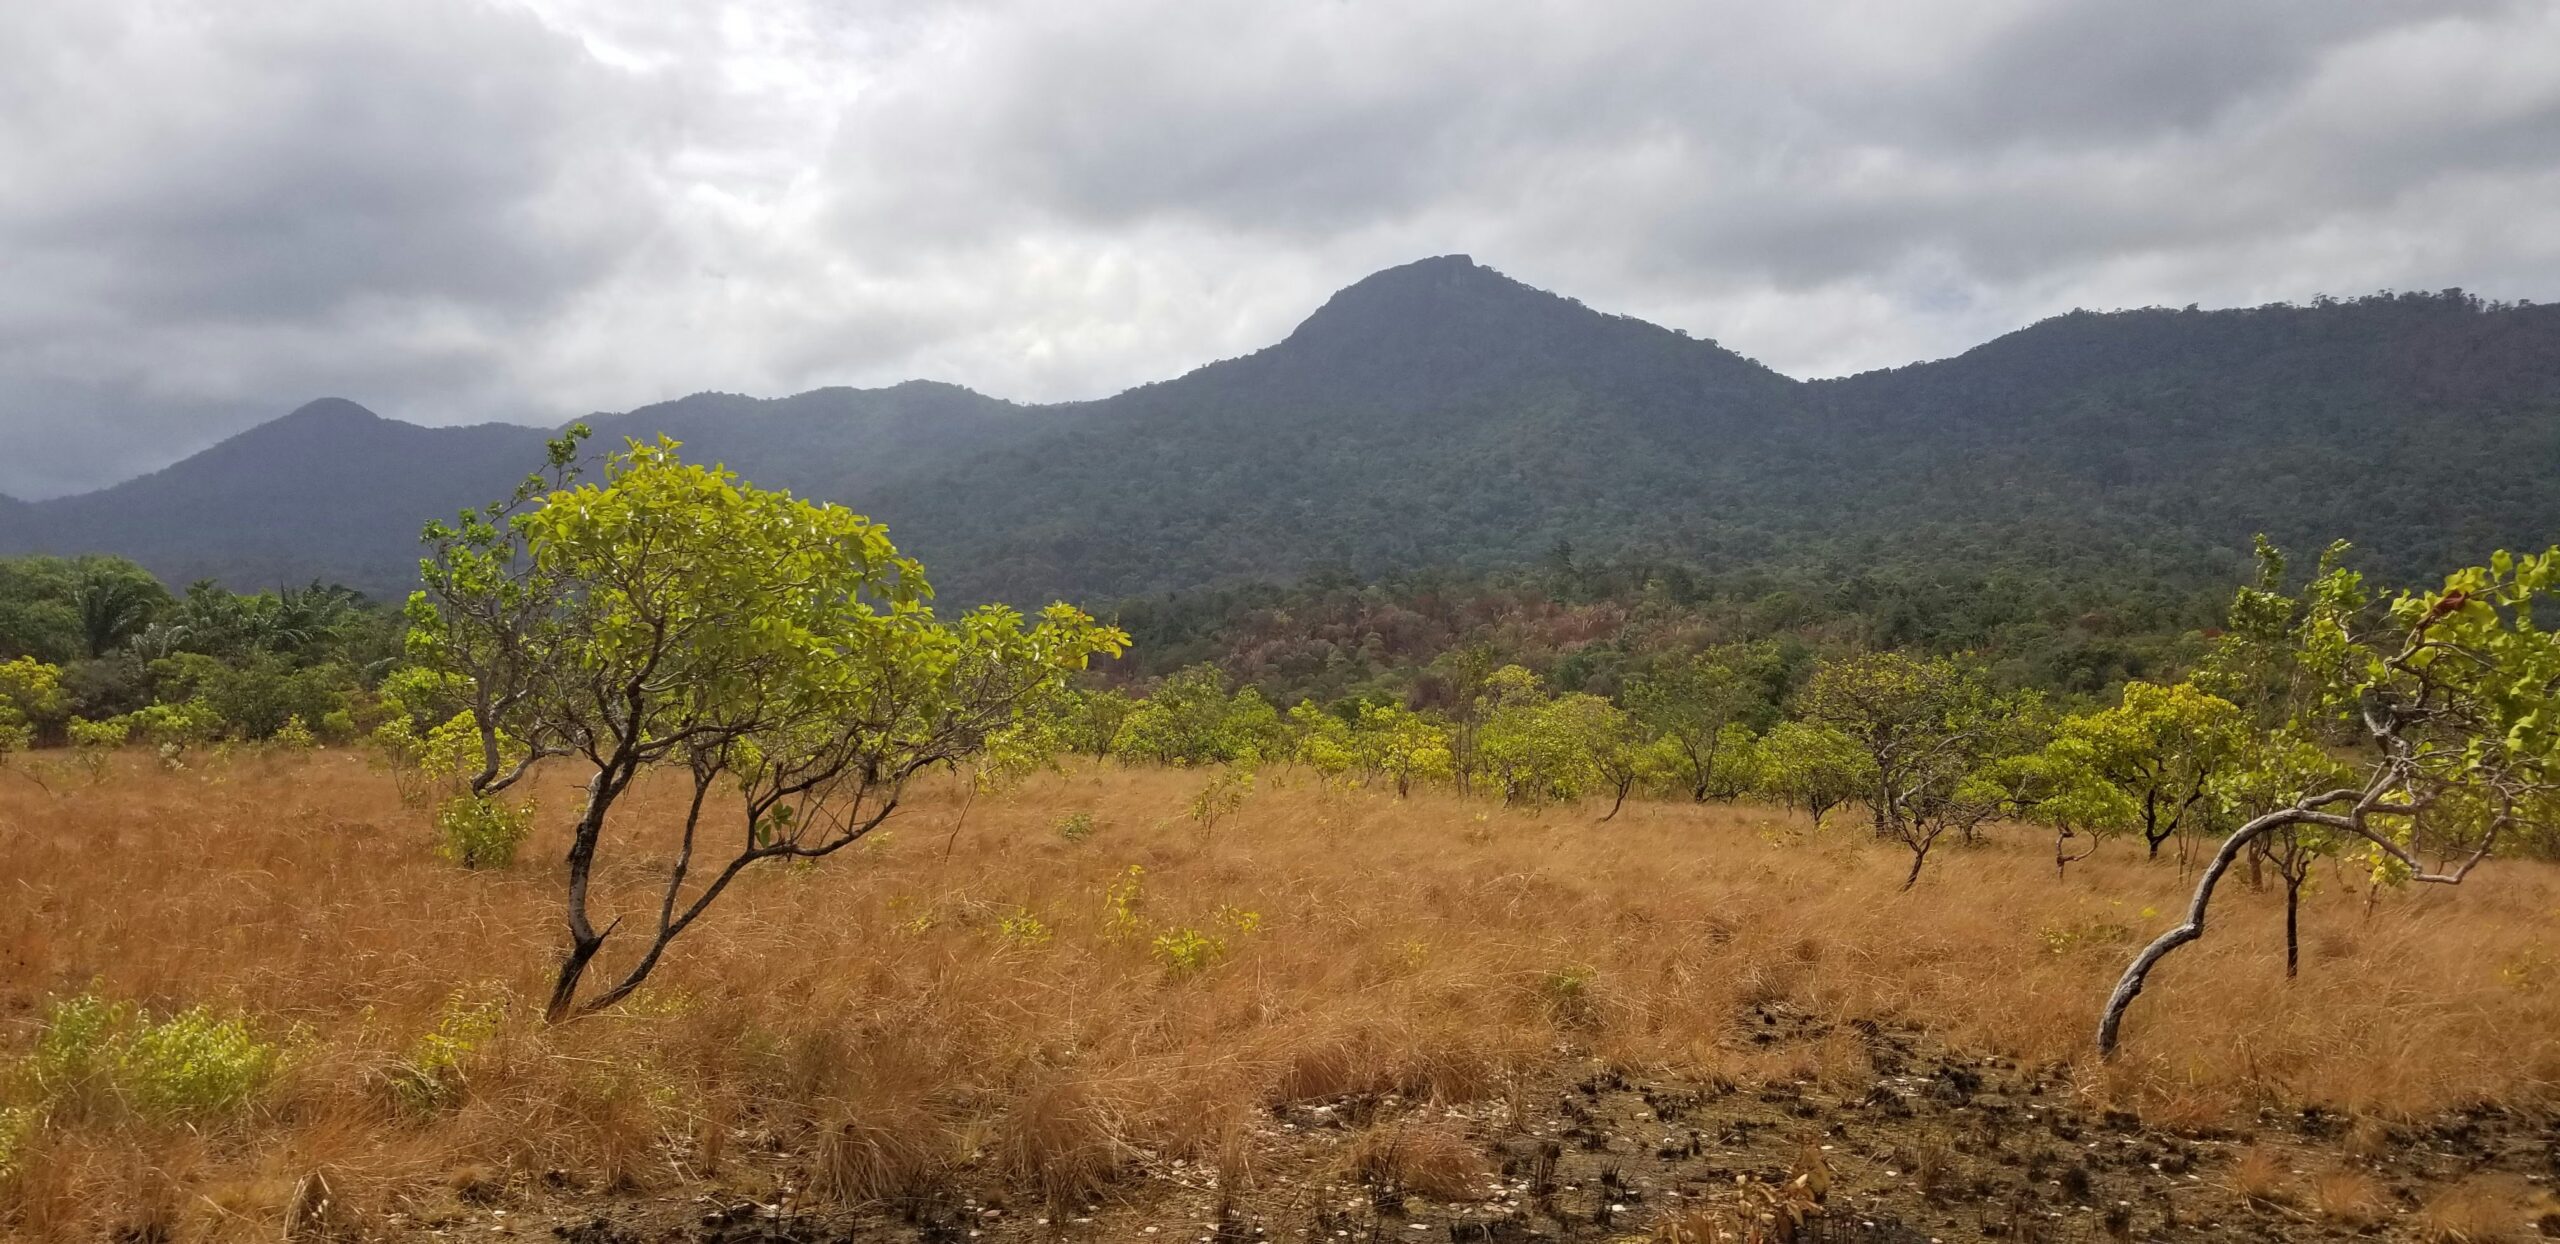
[2,753,2557,1238]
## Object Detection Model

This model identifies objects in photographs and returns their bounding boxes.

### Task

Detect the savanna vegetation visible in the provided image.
[3,434,2556,1242]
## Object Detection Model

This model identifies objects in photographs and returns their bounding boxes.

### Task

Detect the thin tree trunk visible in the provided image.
[547,765,629,1024]
[2099,806,2303,1057]
[2284,873,2302,980]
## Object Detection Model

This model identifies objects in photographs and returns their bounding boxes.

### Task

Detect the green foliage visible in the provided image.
[269,714,318,752]
[0,656,66,751]
[1540,964,1601,1026]
[434,793,535,869]
[1472,668,1594,805]
[2037,681,2249,856]
[1750,721,1872,827]
[2099,541,2560,1054]
[122,698,222,749]
[1112,665,1282,765]
[1100,865,1148,941]
[24,994,281,1123]
[63,715,128,781]
[408,434,1127,1019]
[1796,652,2028,833]
[1053,810,1096,842]
[1287,700,1358,778]
[0,1104,31,1181]
[0,555,170,665]
[1151,927,1225,975]
[1623,642,1781,800]
[1348,701,1455,796]
[143,650,352,742]
[1185,765,1256,832]
[390,988,508,1113]
[1063,687,1137,756]
[997,910,1052,946]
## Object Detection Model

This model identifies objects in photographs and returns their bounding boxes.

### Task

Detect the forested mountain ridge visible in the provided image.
[1,258,2554,604]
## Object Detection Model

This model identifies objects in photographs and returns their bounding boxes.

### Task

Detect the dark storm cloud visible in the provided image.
[4,0,2557,498]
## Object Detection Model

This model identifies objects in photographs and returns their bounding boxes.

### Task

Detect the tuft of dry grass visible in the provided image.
[2,752,2558,1239]
[1340,1119,1491,1203]
[2226,1143,2294,1208]
[2423,1176,2528,1243]
[2313,1166,2389,1229]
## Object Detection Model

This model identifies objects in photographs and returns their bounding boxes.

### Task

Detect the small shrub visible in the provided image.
[435,794,533,869]
[270,714,318,752]
[64,716,127,782]
[390,988,509,1113]
[1186,766,1255,832]
[27,993,127,1105]
[27,994,281,1123]
[1101,865,1147,941]
[1152,927,1226,975]
[0,1105,32,1181]
[128,699,222,750]
[1053,811,1096,842]
[1542,964,1600,1025]
[66,716,128,750]
[998,910,1053,946]
[116,1006,282,1119]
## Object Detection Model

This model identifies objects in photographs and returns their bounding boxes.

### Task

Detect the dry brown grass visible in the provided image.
[2314,1166,2390,1230]
[4,751,2559,1240]
[2423,1175,2531,1243]
[2227,1143,2295,1207]
[1339,1118,1490,1203]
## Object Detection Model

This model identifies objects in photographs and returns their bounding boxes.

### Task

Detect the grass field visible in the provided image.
[3,752,2556,1241]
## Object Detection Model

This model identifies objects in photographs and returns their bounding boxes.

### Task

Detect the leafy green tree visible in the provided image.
[1698,723,1762,801]
[1752,721,1870,828]
[66,558,170,659]
[2099,543,2560,1056]
[1796,652,2032,887]
[1064,687,1138,756]
[1472,671,1628,808]
[0,656,68,753]
[1111,665,1283,765]
[1967,744,2132,877]
[1348,702,1454,796]
[1287,701,1357,779]
[409,435,1126,1021]
[1622,642,1779,801]
[145,652,350,741]
[2044,681,2249,860]
[1573,698,1682,821]
[0,555,171,665]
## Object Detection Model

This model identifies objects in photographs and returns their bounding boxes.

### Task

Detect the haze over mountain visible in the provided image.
[2,257,2554,605]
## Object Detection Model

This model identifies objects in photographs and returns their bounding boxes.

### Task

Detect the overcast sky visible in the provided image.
[4,1,2558,498]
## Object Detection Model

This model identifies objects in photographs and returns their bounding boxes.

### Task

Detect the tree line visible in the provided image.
[4,434,2554,1056]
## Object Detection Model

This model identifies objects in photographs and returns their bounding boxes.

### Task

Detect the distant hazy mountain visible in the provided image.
[2,257,2555,603]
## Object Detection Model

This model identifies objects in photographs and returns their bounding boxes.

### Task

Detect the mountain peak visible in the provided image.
[1302,254,1524,316]
[1276,255,1589,357]
[277,397,386,428]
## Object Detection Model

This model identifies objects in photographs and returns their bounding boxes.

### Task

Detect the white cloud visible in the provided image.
[2,0,2556,496]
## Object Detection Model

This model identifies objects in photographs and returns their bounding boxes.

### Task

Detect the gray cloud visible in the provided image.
[4,0,2557,497]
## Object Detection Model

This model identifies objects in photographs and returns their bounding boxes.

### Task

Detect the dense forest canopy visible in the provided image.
[2,262,2554,606]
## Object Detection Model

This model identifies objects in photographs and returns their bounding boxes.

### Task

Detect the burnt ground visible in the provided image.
[414,1008,2556,1244]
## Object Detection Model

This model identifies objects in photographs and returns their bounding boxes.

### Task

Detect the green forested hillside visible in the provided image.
[1,258,2554,606]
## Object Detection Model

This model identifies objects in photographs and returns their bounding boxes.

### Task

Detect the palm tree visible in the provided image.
[68,559,169,658]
